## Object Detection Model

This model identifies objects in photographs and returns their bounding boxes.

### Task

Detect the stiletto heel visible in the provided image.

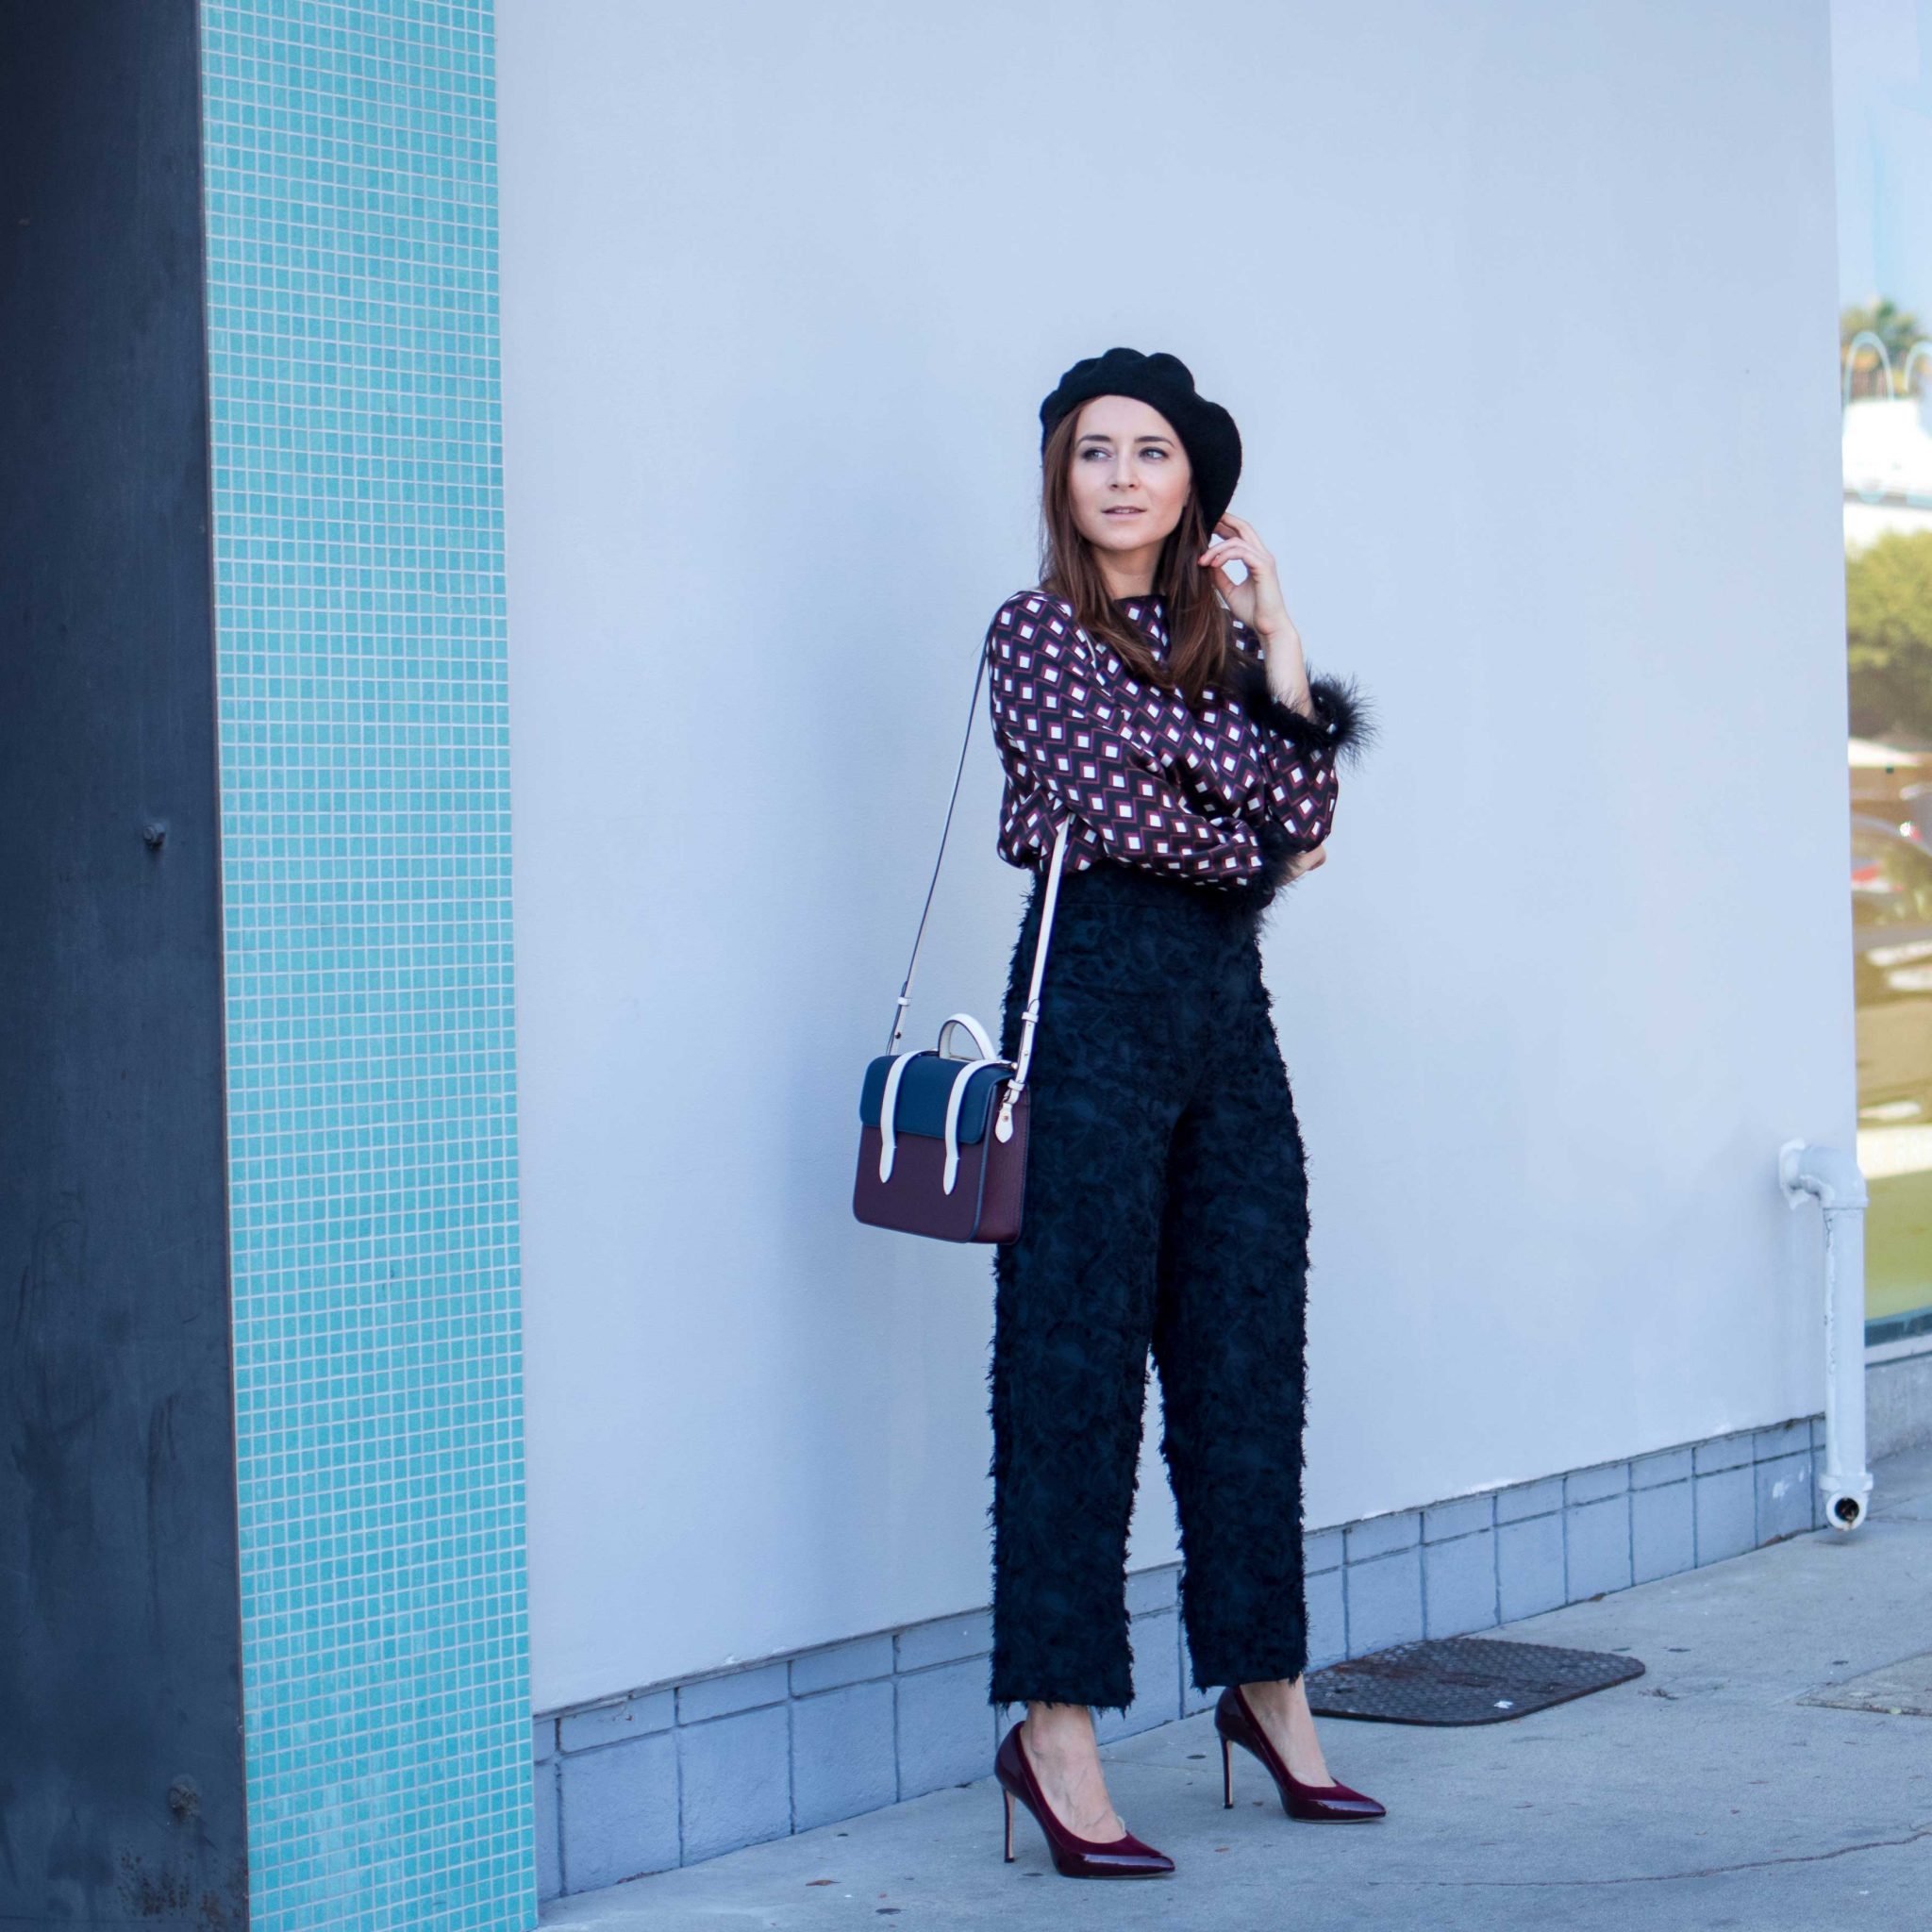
[1221,1732,1234,1807]
[992,1720,1176,1877]
[1213,1685,1386,1822]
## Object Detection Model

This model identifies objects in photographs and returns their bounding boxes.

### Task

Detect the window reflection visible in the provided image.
[1837,0,1932,1347]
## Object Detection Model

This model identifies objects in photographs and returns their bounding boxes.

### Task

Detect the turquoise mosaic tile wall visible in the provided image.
[197,5,534,1926]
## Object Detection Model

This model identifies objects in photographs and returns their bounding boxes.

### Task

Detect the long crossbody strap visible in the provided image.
[995,810,1072,1141]
[886,640,1074,1108]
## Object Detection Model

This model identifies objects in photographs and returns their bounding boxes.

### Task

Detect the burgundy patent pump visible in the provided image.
[1215,1685,1387,1821]
[993,1720,1176,1877]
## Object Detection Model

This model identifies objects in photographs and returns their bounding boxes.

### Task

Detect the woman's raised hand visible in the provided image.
[1201,512,1293,640]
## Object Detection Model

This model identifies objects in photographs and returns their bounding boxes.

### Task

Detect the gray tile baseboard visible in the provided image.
[533,1411,1827,1900]
[1870,1346,1932,1458]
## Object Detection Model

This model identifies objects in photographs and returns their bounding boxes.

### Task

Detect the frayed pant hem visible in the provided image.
[1187,1639,1311,1692]
[989,1665,1136,1716]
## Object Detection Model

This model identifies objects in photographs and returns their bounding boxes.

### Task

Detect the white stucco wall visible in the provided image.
[495,0,1849,1714]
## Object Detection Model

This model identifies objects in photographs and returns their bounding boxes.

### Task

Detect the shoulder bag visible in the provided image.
[852,638,1074,1243]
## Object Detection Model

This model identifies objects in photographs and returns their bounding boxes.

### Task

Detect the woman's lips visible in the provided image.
[1104,507,1144,516]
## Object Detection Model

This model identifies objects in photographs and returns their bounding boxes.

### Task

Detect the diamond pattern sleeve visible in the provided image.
[985,592,1270,886]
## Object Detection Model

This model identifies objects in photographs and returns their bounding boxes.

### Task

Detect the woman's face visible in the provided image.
[1065,393,1193,570]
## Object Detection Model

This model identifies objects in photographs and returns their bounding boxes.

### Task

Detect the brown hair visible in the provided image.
[1036,407,1238,708]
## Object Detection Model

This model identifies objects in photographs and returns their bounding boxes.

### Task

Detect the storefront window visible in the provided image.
[1836,0,1932,1347]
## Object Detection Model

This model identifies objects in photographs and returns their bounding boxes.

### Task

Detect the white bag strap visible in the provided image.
[941,1056,1009,1194]
[886,637,1074,1094]
[875,1049,921,1183]
[997,816,1072,1140]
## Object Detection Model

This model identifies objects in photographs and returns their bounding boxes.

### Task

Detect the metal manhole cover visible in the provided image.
[1305,1635,1646,1724]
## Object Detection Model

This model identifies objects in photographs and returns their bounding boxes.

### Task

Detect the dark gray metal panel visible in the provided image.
[0,2,248,1924]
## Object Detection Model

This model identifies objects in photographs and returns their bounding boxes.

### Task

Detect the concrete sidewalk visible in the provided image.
[542,1441,1932,1931]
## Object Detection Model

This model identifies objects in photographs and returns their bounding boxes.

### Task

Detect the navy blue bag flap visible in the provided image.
[859,1052,1010,1145]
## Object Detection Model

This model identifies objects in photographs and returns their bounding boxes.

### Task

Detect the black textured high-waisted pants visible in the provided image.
[988,856,1312,1716]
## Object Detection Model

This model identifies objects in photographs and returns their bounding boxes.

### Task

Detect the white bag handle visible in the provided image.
[937,1013,998,1061]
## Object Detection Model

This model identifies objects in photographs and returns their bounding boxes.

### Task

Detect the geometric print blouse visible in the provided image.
[983,586,1353,891]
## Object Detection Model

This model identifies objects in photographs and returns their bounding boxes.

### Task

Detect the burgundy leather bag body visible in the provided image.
[853,644,1074,1244]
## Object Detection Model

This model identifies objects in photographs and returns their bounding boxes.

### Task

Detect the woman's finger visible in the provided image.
[1209,530,1270,565]
[1210,549,1279,592]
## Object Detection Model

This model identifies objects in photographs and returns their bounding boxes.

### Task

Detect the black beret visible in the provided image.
[1039,345,1243,531]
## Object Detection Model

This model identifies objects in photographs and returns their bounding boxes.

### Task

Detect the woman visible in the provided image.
[982,347,1382,1879]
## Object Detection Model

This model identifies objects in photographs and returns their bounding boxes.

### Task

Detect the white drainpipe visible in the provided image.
[1777,1140,1874,1531]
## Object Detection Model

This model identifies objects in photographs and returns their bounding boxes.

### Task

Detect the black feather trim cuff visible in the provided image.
[1249,817,1306,912]
[1226,656,1379,770]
